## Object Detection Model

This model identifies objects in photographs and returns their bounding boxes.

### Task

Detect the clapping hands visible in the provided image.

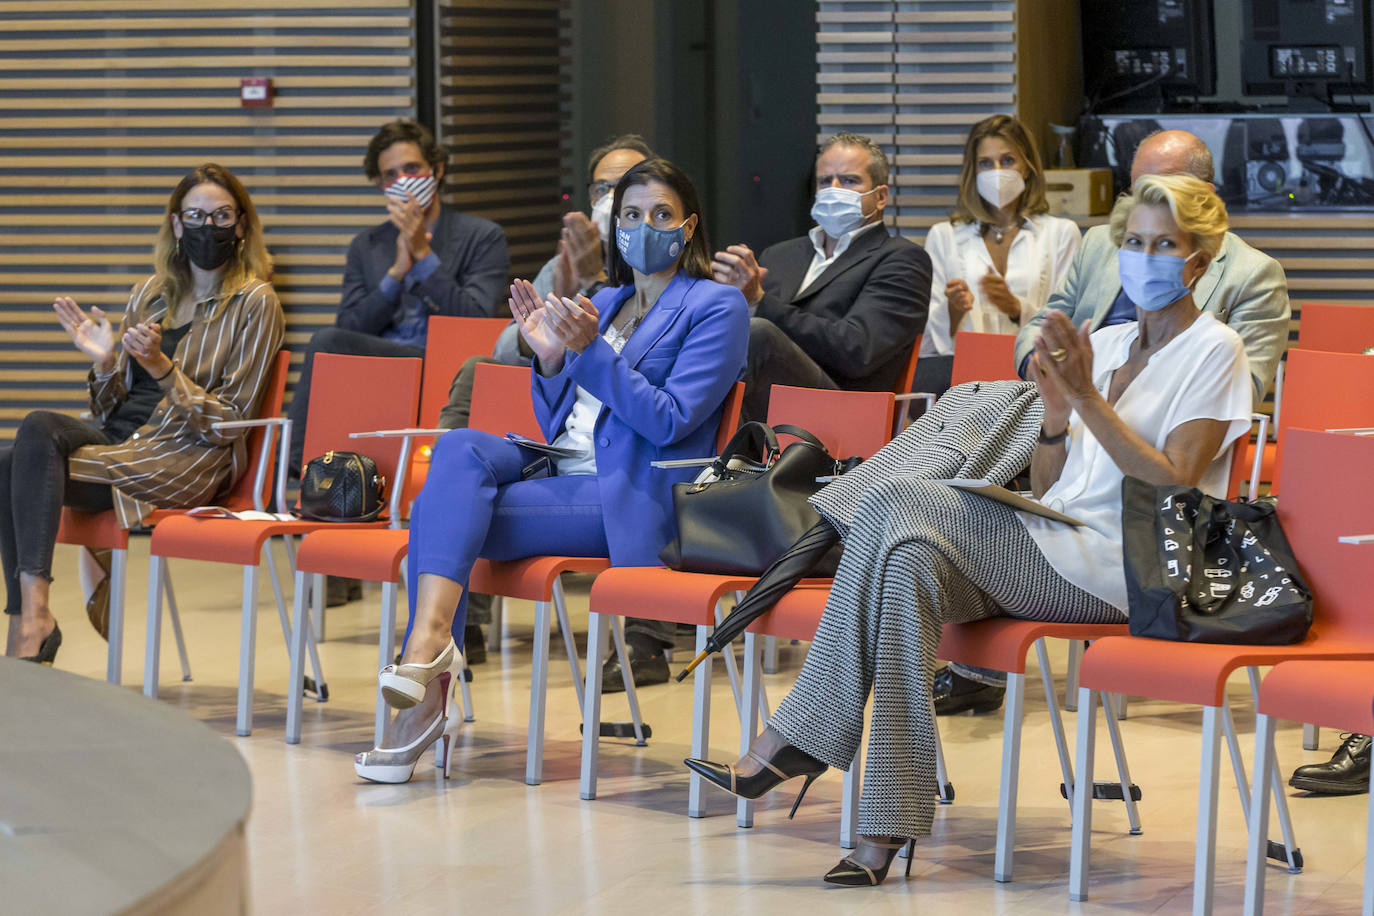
[509,279,600,375]
[53,296,115,373]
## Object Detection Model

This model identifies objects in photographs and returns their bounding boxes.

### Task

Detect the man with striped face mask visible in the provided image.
[286,120,510,607]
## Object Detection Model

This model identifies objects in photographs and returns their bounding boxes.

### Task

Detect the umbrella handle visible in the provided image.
[674,649,711,683]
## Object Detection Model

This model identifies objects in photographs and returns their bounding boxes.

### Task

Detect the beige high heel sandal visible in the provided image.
[378,639,457,709]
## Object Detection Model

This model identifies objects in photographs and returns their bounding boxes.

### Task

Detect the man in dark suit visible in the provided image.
[287,118,509,478]
[605,134,932,693]
[710,132,931,421]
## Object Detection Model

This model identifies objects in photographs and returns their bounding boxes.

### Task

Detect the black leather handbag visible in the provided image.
[1122,476,1313,645]
[659,422,854,576]
[296,450,386,522]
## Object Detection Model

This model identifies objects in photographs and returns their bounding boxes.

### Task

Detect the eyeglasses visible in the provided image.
[589,180,614,200]
[179,206,239,229]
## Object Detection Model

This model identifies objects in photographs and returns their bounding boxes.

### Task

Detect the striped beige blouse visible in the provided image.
[68,275,285,528]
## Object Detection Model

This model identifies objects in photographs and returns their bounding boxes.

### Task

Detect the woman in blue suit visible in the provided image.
[356,158,750,782]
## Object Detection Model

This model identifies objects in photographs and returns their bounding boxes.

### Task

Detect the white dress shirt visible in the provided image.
[1016,313,1252,611]
[921,214,1081,357]
[549,320,636,476]
[797,220,886,298]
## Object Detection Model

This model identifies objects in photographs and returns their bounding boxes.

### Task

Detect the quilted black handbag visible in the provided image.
[1122,476,1313,645]
[296,450,386,522]
[659,422,855,576]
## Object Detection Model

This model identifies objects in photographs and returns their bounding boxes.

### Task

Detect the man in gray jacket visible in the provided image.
[1013,129,1289,408]
[938,130,1292,717]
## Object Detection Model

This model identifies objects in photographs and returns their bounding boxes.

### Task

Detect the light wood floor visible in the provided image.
[36,540,1368,914]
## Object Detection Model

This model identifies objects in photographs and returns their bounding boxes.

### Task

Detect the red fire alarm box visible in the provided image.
[240,78,273,108]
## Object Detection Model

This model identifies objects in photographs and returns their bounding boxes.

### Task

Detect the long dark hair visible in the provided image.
[605,158,713,286]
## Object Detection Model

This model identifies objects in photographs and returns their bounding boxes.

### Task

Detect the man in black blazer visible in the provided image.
[287,119,509,478]
[711,132,931,421]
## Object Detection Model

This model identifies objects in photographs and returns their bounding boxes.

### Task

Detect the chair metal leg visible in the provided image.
[714,602,745,720]
[284,569,309,745]
[235,560,261,737]
[457,647,474,723]
[1243,712,1277,916]
[304,572,327,700]
[1303,722,1320,751]
[609,616,647,745]
[552,580,585,715]
[737,630,762,828]
[1194,705,1223,916]
[1222,699,1253,822]
[994,671,1027,883]
[932,693,953,804]
[1365,774,1374,916]
[688,624,714,818]
[374,580,397,746]
[1036,639,1075,803]
[526,599,553,786]
[734,590,770,721]
[1115,693,1129,720]
[106,547,128,685]
[579,610,608,800]
[841,743,861,849]
[490,594,503,652]
[161,563,192,682]
[1102,691,1143,835]
[143,553,165,698]
[1064,640,1085,711]
[1069,686,1097,902]
[763,634,779,675]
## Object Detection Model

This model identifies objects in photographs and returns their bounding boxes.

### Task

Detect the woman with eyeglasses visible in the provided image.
[2,163,283,663]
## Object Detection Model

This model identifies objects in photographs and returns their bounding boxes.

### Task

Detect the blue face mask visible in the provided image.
[1118,248,1198,312]
[616,219,688,275]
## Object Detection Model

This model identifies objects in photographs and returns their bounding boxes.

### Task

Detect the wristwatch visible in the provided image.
[1038,424,1068,445]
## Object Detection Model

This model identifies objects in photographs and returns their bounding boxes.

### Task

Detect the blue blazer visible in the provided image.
[532,272,749,566]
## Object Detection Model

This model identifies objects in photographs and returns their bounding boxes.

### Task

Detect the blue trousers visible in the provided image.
[402,429,609,651]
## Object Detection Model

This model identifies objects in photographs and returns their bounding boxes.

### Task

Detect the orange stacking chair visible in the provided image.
[1296,302,1374,353]
[467,371,745,786]
[948,331,1018,389]
[284,361,545,747]
[1245,657,1374,914]
[56,349,291,686]
[145,353,422,736]
[580,385,896,815]
[1068,429,1374,913]
[397,315,510,512]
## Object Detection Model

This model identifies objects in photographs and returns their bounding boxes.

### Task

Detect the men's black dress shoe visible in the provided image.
[1290,733,1371,795]
[464,624,487,666]
[933,665,1006,715]
[325,576,363,608]
[601,642,670,693]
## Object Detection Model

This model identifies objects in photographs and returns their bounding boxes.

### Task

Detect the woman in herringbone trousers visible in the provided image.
[686,174,1256,886]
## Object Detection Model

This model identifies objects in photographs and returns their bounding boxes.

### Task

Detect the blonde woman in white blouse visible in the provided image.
[920,115,1080,375]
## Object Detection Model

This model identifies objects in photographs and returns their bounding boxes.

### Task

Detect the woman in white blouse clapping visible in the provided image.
[917,115,1080,393]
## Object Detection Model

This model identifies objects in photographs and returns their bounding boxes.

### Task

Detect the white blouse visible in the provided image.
[549,318,635,476]
[921,214,1081,357]
[1017,312,1253,611]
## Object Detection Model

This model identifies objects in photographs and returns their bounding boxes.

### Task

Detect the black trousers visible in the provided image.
[1,411,114,615]
[287,326,424,475]
[740,316,839,424]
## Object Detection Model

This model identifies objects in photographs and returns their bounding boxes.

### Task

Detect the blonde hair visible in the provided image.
[951,114,1049,226]
[150,163,272,316]
[1109,173,1228,258]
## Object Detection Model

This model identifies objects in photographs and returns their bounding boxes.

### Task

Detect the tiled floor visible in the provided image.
[36,539,1368,914]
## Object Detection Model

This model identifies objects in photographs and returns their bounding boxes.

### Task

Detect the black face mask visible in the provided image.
[180,224,239,271]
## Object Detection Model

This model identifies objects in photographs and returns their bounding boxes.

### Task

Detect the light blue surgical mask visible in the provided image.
[1118,249,1199,311]
[616,219,688,275]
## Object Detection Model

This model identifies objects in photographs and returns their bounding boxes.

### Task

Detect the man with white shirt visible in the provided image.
[712,132,931,421]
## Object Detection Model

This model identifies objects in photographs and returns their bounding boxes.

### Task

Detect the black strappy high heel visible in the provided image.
[823,837,916,886]
[20,622,61,665]
[684,743,828,818]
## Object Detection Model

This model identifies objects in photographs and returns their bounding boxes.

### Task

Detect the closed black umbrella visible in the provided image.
[673,519,840,682]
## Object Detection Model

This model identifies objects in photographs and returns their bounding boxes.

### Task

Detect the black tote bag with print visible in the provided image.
[1122,476,1313,645]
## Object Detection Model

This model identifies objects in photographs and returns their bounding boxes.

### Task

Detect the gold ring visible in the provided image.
[1050,348,1068,362]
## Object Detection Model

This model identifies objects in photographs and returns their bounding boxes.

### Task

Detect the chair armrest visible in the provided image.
[213,417,292,514]
[1338,534,1374,545]
[1325,427,1374,436]
[650,457,716,469]
[894,391,936,406]
[349,427,448,439]
[1248,413,1270,500]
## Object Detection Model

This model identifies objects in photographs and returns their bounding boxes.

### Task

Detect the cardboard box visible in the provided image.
[1044,168,1114,216]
